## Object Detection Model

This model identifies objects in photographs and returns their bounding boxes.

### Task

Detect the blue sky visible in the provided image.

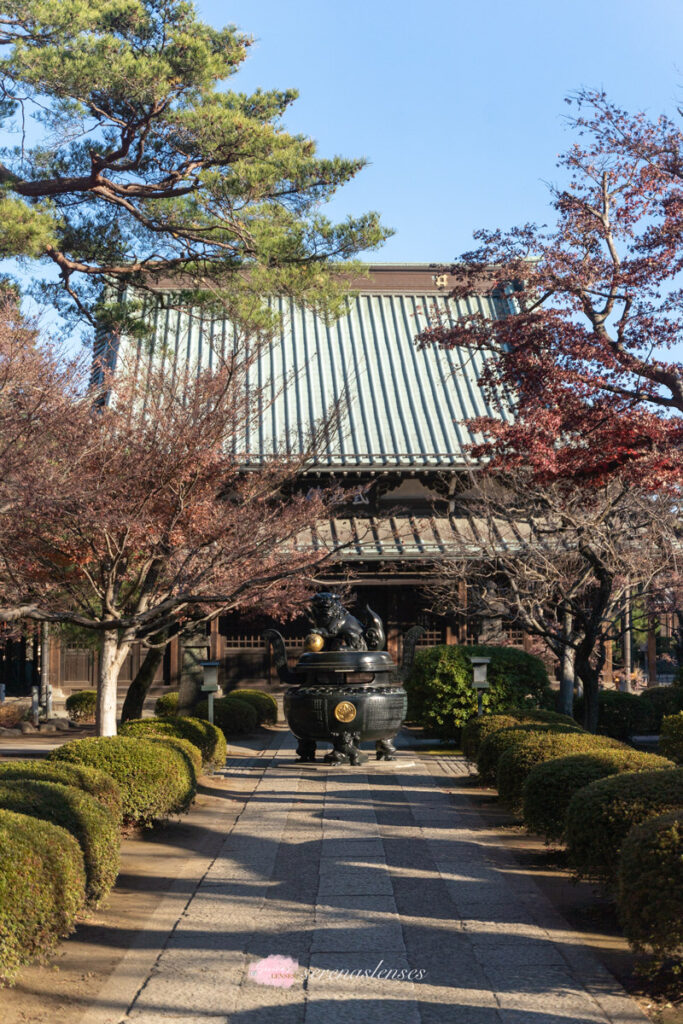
[198,0,683,263]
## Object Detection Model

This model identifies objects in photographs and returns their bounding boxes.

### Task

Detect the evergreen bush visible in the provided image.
[477,723,586,785]
[65,690,97,723]
[120,716,226,768]
[147,736,202,782]
[566,768,683,886]
[659,712,683,764]
[404,645,550,740]
[154,692,179,717]
[573,690,655,739]
[522,749,674,843]
[638,686,683,731]
[194,696,258,735]
[617,811,683,968]
[0,810,86,984]
[227,689,278,724]
[462,710,581,763]
[0,781,119,905]
[0,760,123,823]
[496,729,624,812]
[51,736,196,825]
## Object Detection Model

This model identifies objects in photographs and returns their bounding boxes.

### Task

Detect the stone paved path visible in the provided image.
[108,731,649,1024]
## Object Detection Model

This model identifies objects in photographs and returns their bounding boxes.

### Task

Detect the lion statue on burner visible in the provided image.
[309,593,385,652]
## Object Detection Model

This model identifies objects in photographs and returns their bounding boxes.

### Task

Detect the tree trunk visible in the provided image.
[96,631,129,737]
[559,643,575,718]
[622,589,632,692]
[120,646,165,724]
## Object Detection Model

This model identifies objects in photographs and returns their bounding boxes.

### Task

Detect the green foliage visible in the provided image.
[461,710,578,762]
[65,689,97,723]
[476,722,586,785]
[574,690,655,740]
[154,692,179,717]
[0,780,119,905]
[50,736,196,825]
[120,716,226,768]
[404,645,550,740]
[523,750,675,844]
[639,687,683,731]
[146,736,201,783]
[660,713,683,764]
[227,689,278,724]
[566,768,683,886]
[0,759,123,823]
[0,809,86,985]
[617,811,683,968]
[496,729,624,812]
[0,0,390,328]
[195,696,258,735]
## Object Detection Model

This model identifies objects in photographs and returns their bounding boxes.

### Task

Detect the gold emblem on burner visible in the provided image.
[333,701,357,723]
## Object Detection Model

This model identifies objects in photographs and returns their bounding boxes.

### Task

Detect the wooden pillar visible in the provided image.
[523,631,532,654]
[604,636,613,686]
[647,617,657,687]
[458,581,468,643]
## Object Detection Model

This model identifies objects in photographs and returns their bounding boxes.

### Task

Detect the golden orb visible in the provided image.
[304,632,325,653]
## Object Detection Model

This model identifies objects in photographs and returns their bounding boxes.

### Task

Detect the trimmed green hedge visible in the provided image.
[195,696,258,735]
[147,736,202,782]
[154,692,179,717]
[65,689,97,723]
[617,811,683,967]
[120,717,227,768]
[476,723,586,786]
[523,749,675,843]
[404,644,550,740]
[496,729,624,812]
[0,781,119,905]
[0,809,86,984]
[51,736,196,826]
[227,689,278,724]
[639,686,683,730]
[660,712,683,764]
[462,711,580,763]
[0,759,123,823]
[574,690,651,740]
[566,768,683,886]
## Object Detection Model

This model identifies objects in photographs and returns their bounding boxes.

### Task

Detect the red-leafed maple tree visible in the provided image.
[418,89,683,487]
[0,343,338,736]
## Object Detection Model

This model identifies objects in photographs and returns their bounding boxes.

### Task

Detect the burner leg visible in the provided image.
[375,737,397,761]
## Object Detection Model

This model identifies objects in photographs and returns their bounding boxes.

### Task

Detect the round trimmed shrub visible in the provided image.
[523,749,675,843]
[617,811,683,966]
[566,768,683,886]
[147,736,202,782]
[462,715,520,762]
[404,644,550,740]
[195,696,258,735]
[659,712,683,764]
[497,730,627,812]
[227,689,278,724]
[477,723,586,785]
[0,809,86,984]
[0,781,119,905]
[65,689,97,723]
[50,736,196,825]
[0,760,123,824]
[119,716,227,769]
[154,692,179,717]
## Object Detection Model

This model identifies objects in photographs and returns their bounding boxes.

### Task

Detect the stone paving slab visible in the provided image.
[98,731,651,1024]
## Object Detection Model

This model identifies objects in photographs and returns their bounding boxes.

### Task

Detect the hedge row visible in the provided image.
[65,690,97,723]
[227,689,278,725]
[0,810,86,985]
[462,711,579,763]
[574,686,683,739]
[660,712,683,764]
[195,696,258,735]
[50,736,197,826]
[120,716,227,769]
[469,711,683,967]
[0,759,123,823]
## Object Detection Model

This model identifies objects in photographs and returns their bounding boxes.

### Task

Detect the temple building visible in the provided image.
[0,264,559,698]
